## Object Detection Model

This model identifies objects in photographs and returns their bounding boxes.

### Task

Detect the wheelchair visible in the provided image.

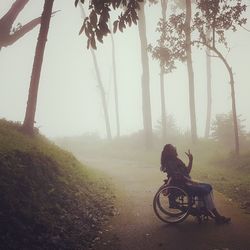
[153,178,215,224]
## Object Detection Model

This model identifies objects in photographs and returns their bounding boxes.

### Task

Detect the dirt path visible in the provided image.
[82,157,250,250]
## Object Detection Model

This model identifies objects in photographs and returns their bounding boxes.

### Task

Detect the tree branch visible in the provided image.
[0,0,29,33]
[193,40,233,83]
[1,10,59,47]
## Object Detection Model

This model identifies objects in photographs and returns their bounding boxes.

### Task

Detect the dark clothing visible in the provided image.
[186,183,213,196]
[161,157,212,196]
[161,157,190,178]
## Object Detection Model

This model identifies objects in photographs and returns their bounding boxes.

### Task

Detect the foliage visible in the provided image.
[150,0,248,71]
[193,0,247,47]
[210,113,247,149]
[75,0,143,49]
[148,12,186,73]
[154,115,181,138]
[0,119,114,249]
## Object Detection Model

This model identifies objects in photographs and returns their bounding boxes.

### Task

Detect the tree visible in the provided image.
[91,50,112,140]
[110,20,120,138]
[211,113,247,151]
[0,0,41,50]
[80,5,112,140]
[77,0,154,148]
[77,0,142,49]
[159,0,168,141]
[204,29,212,138]
[22,0,54,135]
[138,1,153,149]
[149,1,197,143]
[192,0,247,156]
[150,0,247,155]
[185,0,197,143]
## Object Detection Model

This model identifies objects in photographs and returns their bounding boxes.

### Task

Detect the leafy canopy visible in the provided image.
[75,0,143,49]
[149,0,247,71]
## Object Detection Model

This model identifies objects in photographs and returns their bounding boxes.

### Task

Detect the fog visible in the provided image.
[1,0,250,138]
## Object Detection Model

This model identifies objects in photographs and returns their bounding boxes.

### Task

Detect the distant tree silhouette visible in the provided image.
[211,113,247,151]
[22,0,54,135]
[149,0,247,155]
[110,20,120,138]
[0,0,41,50]
[192,0,247,156]
[204,29,212,138]
[159,0,168,142]
[149,0,198,144]
[185,0,197,143]
[80,5,112,141]
[138,2,153,149]
[77,0,154,148]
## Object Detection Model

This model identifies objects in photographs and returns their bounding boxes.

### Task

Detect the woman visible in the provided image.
[161,144,231,224]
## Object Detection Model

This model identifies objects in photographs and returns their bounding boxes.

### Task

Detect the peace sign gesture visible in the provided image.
[185,149,193,161]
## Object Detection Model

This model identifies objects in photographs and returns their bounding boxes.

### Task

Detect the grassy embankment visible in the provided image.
[56,134,250,210]
[0,119,114,249]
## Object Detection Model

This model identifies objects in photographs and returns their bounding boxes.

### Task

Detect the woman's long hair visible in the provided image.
[161,144,176,171]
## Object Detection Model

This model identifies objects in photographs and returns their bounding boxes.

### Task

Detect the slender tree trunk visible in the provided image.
[80,5,112,140]
[91,50,112,141]
[22,0,54,135]
[230,77,240,156]
[160,68,167,141]
[160,0,168,141]
[138,2,153,149]
[185,0,197,143]
[205,29,212,138]
[206,43,240,156]
[218,54,239,156]
[110,22,120,137]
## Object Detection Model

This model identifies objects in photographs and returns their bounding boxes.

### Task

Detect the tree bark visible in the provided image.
[211,47,239,156]
[0,0,42,48]
[194,40,240,156]
[138,2,153,149]
[91,50,112,141]
[185,0,197,143]
[80,5,112,140]
[110,22,120,138]
[160,0,168,141]
[22,0,54,135]
[205,29,212,138]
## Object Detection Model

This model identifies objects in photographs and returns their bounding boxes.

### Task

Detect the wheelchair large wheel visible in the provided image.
[153,185,191,224]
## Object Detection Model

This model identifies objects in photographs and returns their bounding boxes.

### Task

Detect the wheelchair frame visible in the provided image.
[153,179,215,224]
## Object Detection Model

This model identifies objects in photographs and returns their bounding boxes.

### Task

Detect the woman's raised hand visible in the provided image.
[185,149,193,161]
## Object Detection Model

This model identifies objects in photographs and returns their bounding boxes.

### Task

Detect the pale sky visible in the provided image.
[1,0,250,138]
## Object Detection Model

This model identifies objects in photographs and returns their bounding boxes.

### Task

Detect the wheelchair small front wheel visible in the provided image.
[153,185,191,224]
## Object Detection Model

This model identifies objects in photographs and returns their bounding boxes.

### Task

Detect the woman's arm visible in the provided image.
[185,150,193,174]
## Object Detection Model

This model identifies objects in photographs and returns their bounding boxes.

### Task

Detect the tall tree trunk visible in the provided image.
[110,21,120,138]
[138,2,153,149]
[230,77,240,156]
[91,50,112,141]
[204,29,212,138]
[204,42,240,156]
[160,0,168,141]
[185,0,197,143]
[80,5,112,140]
[22,0,54,135]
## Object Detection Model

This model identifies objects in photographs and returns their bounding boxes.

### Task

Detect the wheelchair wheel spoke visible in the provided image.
[153,185,191,224]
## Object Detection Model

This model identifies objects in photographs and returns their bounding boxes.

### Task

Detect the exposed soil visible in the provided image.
[82,157,250,250]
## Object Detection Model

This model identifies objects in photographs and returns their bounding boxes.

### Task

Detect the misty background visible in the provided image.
[1,0,250,139]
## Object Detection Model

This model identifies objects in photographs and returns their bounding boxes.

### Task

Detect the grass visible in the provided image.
[0,119,115,249]
[55,133,250,207]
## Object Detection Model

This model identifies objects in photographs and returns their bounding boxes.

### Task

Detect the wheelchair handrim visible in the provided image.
[153,185,191,224]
